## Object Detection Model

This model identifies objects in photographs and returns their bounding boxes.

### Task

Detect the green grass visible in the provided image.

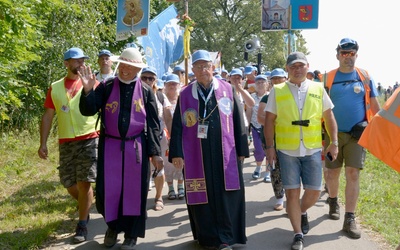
[0,129,399,249]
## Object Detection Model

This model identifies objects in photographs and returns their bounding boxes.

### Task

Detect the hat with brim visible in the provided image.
[112,48,147,68]
[64,47,89,60]
[286,52,308,66]
[230,68,243,76]
[165,74,180,84]
[270,68,287,78]
[191,50,212,64]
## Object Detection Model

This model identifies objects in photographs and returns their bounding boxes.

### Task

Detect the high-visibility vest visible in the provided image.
[275,82,323,150]
[324,67,374,122]
[51,78,98,139]
[358,87,400,172]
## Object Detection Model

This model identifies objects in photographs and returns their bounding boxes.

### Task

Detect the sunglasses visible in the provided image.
[340,51,356,57]
[141,76,156,82]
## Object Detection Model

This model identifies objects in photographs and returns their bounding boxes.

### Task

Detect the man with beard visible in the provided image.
[38,47,99,244]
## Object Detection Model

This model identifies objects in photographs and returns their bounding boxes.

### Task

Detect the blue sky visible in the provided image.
[301,0,398,88]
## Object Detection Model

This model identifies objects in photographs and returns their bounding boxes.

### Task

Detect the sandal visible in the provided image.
[168,190,177,200]
[154,199,164,211]
[178,188,185,199]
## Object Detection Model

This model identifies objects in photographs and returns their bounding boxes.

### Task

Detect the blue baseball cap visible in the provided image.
[244,65,255,75]
[215,74,222,79]
[337,38,359,51]
[230,68,243,77]
[255,74,268,81]
[191,50,212,64]
[156,79,164,89]
[173,65,185,72]
[64,47,89,60]
[165,74,180,84]
[188,72,195,77]
[222,69,228,74]
[270,68,287,78]
[142,66,157,76]
[264,71,271,77]
[98,49,113,57]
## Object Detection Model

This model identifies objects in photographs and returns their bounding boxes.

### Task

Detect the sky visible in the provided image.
[300,0,398,88]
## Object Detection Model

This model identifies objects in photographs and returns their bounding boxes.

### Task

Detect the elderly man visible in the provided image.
[169,50,249,250]
[79,47,163,250]
[264,52,338,250]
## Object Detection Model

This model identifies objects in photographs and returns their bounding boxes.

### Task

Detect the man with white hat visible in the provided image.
[79,47,163,250]
[38,47,98,244]
[169,50,249,250]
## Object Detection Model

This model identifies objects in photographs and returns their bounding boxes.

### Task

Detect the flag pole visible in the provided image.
[184,0,189,86]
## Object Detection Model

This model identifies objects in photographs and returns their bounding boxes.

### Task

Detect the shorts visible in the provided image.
[58,138,98,188]
[324,132,366,169]
[277,151,322,190]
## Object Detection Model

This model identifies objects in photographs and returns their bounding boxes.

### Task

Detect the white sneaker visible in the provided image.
[263,171,271,183]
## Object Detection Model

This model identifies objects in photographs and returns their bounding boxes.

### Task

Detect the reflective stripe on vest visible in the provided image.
[325,67,373,122]
[377,90,400,126]
[275,83,323,150]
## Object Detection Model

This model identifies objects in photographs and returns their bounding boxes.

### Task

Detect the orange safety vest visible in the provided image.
[324,67,373,122]
[358,87,400,172]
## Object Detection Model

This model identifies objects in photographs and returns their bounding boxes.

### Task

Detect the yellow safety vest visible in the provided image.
[275,82,323,150]
[51,78,98,139]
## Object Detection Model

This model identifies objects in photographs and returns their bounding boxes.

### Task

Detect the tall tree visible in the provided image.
[175,0,307,71]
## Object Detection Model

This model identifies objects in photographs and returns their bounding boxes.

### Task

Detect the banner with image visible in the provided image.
[116,0,150,41]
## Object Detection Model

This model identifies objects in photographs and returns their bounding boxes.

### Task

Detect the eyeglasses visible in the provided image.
[193,64,212,71]
[141,76,156,82]
[340,51,356,57]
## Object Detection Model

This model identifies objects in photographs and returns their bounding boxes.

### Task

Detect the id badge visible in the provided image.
[197,121,209,139]
[61,105,70,113]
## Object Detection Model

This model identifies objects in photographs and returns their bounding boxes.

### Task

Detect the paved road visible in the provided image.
[46,149,385,250]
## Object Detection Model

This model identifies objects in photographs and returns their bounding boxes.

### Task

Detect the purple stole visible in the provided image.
[180,79,240,205]
[103,78,146,222]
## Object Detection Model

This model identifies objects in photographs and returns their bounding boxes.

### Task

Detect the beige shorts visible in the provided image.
[324,132,366,169]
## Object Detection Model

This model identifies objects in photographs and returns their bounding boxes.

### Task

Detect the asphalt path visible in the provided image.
[45,147,385,250]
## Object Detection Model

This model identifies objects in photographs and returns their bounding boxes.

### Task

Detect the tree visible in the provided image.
[175,0,307,72]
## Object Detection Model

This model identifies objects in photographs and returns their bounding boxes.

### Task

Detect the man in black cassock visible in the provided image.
[79,47,163,250]
[169,50,249,250]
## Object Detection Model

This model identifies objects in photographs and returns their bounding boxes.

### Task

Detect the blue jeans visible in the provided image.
[277,151,322,191]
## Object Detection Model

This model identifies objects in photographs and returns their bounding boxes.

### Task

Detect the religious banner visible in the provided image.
[262,0,290,31]
[116,0,150,41]
[290,0,319,29]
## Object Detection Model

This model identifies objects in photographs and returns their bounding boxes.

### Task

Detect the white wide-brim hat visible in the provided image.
[111,48,147,68]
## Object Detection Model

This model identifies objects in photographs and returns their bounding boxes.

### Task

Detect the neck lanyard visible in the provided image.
[197,82,214,118]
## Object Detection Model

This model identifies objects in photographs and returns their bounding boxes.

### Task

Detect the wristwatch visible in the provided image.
[331,140,339,147]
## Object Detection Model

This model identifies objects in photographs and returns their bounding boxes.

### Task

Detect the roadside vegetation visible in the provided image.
[0,125,398,249]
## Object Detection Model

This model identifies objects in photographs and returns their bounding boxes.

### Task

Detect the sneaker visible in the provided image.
[121,238,137,250]
[327,197,340,220]
[178,188,185,199]
[291,234,304,250]
[73,224,87,244]
[218,243,233,250]
[104,228,118,247]
[263,172,271,183]
[301,214,309,235]
[252,171,260,179]
[342,215,361,239]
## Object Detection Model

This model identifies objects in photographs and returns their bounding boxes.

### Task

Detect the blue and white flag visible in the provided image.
[137,5,184,78]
